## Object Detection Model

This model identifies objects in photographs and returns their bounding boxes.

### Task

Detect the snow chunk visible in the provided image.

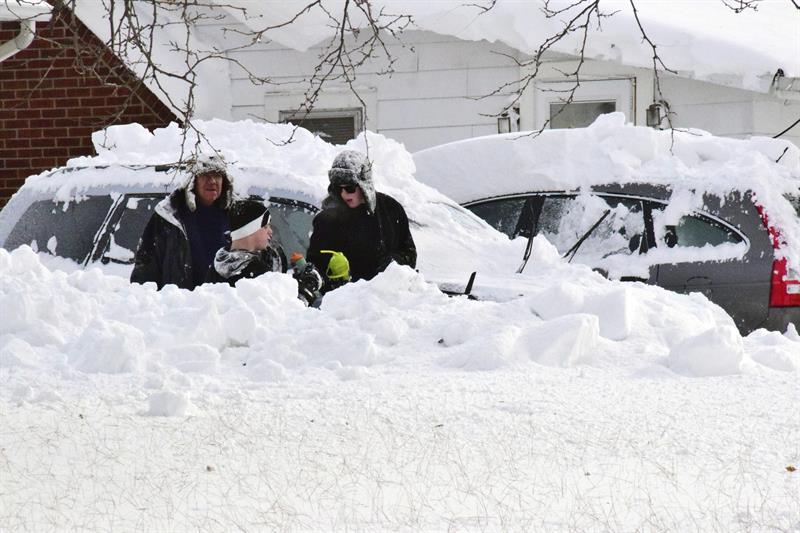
[523,314,599,367]
[745,329,800,372]
[669,326,744,376]
[67,319,146,374]
[144,390,191,417]
[162,344,221,374]
[437,325,522,371]
[222,306,257,346]
[0,337,37,368]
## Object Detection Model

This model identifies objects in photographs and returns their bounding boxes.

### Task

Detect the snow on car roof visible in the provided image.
[413,112,800,268]
[13,118,514,282]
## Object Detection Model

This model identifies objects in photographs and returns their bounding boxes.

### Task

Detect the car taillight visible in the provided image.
[757,204,800,308]
[770,257,800,307]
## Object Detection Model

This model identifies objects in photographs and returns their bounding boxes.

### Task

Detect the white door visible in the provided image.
[534,78,634,129]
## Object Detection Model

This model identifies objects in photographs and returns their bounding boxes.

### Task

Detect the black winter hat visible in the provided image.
[229,198,270,241]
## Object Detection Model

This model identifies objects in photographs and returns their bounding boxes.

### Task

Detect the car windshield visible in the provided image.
[4,196,115,263]
[538,194,645,262]
[100,194,317,266]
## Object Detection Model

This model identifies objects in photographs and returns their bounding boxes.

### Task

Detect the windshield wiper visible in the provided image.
[562,209,611,263]
[516,196,545,274]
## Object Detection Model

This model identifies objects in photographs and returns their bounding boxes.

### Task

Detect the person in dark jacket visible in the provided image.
[307,150,416,293]
[130,154,233,290]
[205,198,281,285]
[206,198,322,305]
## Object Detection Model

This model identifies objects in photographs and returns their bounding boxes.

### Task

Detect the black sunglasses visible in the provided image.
[337,184,358,194]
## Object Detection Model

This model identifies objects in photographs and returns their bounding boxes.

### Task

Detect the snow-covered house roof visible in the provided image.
[0,0,51,21]
[60,0,800,120]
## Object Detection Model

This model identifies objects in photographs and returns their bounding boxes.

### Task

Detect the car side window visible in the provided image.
[5,196,114,263]
[466,198,527,239]
[103,195,163,263]
[268,199,317,259]
[539,194,645,261]
[650,205,743,248]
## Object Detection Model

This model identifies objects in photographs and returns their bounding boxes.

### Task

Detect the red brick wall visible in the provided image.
[0,8,176,206]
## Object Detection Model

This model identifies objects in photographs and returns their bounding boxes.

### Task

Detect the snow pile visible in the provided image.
[2,238,799,529]
[2,242,797,397]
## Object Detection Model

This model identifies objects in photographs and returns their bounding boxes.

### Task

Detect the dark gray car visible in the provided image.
[464,184,799,333]
[413,129,800,335]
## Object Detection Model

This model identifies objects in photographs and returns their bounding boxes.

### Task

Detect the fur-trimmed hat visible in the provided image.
[325,150,377,213]
[183,153,234,211]
[228,198,270,241]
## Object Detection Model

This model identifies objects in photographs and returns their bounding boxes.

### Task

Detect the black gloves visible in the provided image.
[293,262,323,306]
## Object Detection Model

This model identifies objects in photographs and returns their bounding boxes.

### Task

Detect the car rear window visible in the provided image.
[103,196,163,263]
[4,196,114,263]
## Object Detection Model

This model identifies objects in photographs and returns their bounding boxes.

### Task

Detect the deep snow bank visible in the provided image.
[2,245,798,418]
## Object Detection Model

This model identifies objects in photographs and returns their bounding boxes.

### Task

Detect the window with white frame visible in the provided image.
[534,79,634,129]
[279,108,363,145]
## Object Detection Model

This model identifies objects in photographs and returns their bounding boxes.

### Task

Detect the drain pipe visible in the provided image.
[0,18,36,62]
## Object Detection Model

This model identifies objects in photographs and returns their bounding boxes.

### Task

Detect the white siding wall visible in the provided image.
[196,18,799,152]
[661,77,800,147]
[212,28,526,152]
[522,59,799,148]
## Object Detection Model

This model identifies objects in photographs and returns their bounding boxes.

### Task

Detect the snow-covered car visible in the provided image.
[0,121,507,293]
[0,165,319,275]
[412,114,800,334]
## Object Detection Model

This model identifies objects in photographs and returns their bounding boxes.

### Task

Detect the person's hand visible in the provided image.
[294,263,323,306]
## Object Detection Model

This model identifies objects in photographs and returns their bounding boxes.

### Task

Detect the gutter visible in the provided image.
[0,18,36,62]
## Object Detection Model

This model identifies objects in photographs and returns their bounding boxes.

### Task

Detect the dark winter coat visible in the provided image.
[130,189,229,290]
[205,246,283,286]
[307,191,416,286]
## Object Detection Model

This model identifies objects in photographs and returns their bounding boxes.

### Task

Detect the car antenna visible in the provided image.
[562,209,611,263]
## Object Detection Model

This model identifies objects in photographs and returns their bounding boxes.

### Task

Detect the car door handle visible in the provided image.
[686,276,712,286]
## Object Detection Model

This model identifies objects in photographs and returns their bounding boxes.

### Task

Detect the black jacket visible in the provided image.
[307,192,416,286]
[205,247,282,286]
[130,190,228,290]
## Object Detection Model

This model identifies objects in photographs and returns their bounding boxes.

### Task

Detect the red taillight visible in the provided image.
[770,257,800,307]
[757,204,800,308]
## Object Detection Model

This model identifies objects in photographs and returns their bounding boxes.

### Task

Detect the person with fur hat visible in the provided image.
[307,150,416,292]
[206,198,323,305]
[131,153,234,290]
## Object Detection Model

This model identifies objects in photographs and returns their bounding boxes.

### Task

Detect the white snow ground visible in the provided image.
[1,118,800,531]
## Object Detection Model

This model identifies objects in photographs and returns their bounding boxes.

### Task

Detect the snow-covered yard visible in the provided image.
[1,243,798,531]
[1,116,799,531]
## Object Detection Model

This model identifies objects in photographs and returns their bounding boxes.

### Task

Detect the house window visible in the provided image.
[534,79,634,130]
[549,101,617,129]
[279,108,363,145]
